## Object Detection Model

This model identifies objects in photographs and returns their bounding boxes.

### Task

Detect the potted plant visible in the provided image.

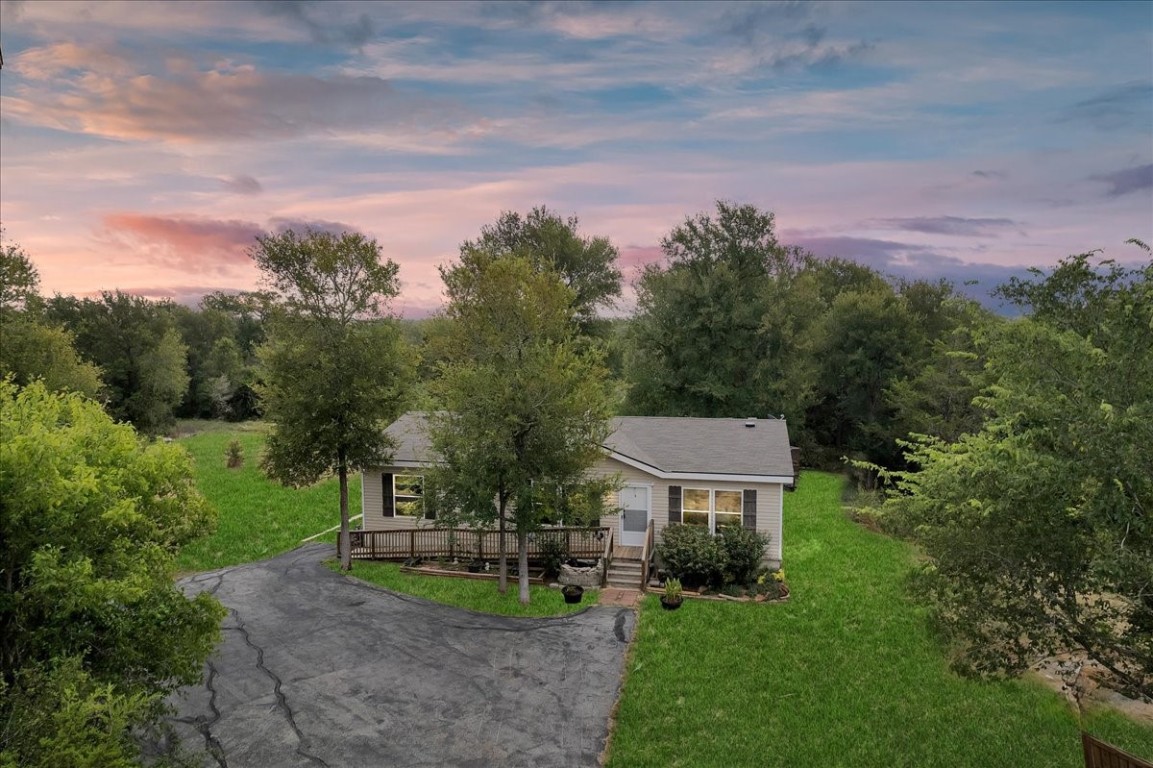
[561,584,584,604]
[660,577,683,610]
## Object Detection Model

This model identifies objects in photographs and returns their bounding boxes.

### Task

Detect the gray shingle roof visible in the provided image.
[605,416,793,478]
[383,412,793,479]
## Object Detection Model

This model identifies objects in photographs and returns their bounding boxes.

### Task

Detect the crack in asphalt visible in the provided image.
[173,660,228,768]
[226,609,331,768]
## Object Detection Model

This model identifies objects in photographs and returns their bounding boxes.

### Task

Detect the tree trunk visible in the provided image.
[338,459,351,572]
[497,493,508,594]
[517,528,530,605]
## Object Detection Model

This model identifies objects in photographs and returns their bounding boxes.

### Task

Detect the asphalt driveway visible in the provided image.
[158,543,635,768]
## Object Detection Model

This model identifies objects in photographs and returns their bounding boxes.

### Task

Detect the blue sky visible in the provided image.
[1,0,1150,315]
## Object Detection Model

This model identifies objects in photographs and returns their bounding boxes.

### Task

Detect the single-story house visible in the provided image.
[360,412,795,570]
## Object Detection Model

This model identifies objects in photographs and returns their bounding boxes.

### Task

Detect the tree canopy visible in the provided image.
[459,206,622,332]
[0,380,224,766]
[44,292,189,435]
[253,228,415,571]
[888,252,1153,697]
[429,251,616,603]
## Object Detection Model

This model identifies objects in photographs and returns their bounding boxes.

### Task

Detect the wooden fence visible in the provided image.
[338,526,610,563]
[1083,733,1153,768]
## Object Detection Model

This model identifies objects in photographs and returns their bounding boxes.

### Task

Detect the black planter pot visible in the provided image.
[660,596,683,611]
[562,586,584,604]
[467,561,484,573]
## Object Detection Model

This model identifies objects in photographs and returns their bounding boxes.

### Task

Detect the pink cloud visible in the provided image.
[617,245,664,273]
[101,213,262,274]
[5,43,476,143]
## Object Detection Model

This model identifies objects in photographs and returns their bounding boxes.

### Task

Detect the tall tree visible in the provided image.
[625,201,806,419]
[429,252,615,603]
[0,380,225,765]
[43,292,189,435]
[253,228,415,571]
[461,206,622,333]
[889,252,1153,696]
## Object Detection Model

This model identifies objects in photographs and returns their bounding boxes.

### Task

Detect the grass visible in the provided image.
[340,561,591,618]
[606,472,1153,768]
[175,422,361,572]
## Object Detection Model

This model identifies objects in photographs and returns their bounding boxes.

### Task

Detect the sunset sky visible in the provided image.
[1,0,1150,316]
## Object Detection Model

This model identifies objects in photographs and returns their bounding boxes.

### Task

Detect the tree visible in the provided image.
[429,252,616,603]
[0,316,103,398]
[43,292,190,435]
[0,380,225,765]
[252,228,415,571]
[888,253,1153,697]
[802,285,918,468]
[0,233,39,313]
[0,241,103,398]
[460,206,622,333]
[625,201,806,420]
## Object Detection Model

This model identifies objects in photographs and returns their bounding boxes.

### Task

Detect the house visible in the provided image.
[360,413,795,581]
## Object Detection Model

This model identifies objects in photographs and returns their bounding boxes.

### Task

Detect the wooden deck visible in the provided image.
[613,546,643,560]
[340,526,610,563]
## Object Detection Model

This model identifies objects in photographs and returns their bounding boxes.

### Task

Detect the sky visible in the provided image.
[1,0,1150,317]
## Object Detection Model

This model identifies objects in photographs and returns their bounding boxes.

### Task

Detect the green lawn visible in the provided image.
[343,561,590,618]
[606,472,1153,768]
[175,422,360,571]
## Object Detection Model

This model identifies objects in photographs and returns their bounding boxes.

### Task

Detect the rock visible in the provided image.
[559,561,602,588]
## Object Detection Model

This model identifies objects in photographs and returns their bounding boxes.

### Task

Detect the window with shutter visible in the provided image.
[668,485,682,524]
[382,472,394,517]
[742,489,757,529]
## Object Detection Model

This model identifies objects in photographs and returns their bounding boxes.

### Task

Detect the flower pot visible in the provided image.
[660,596,683,611]
[562,586,584,604]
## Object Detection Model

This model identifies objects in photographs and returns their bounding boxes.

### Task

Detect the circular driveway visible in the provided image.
[160,543,635,768]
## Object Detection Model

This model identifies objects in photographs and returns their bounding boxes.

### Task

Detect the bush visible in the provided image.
[537,532,568,579]
[225,439,244,469]
[656,524,726,589]
[718,525,769,585]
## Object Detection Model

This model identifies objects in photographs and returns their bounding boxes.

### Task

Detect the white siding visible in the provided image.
[362,456,784,567]
[590,455,783,567]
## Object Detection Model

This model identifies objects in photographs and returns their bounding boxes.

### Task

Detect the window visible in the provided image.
[681,488,743,533]
[394,474,424,517]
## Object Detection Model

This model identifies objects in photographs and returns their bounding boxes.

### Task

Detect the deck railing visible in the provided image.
[600,528,614,587]
[639,518,656,591]
[339,526,610,563]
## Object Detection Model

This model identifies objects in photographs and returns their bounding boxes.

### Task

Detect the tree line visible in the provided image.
[2,203,999,477]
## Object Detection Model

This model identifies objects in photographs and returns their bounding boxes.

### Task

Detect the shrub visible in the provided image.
[537,532,568,579]
[656,524,726,589]
[225,439,243,469]
[718,525,769,585]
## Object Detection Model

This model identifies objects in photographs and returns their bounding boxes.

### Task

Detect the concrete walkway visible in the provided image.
[154,544,636,768]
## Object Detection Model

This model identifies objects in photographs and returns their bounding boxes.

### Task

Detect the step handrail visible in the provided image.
[601,527,614,588]
[639,518,655,591]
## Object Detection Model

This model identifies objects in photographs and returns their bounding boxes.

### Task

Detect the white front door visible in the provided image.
[619,485,650,547]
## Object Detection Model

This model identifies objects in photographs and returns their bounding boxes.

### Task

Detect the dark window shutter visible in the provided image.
[668,485,682,524]
[382,473,394,518]
[423,477,435,520]
[742,489,757,529]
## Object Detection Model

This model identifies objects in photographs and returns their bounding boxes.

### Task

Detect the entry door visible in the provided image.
[619,485,650,547]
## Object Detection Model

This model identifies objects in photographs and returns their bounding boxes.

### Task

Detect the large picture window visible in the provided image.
[394,474,424,517]
[681,488,743,533]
